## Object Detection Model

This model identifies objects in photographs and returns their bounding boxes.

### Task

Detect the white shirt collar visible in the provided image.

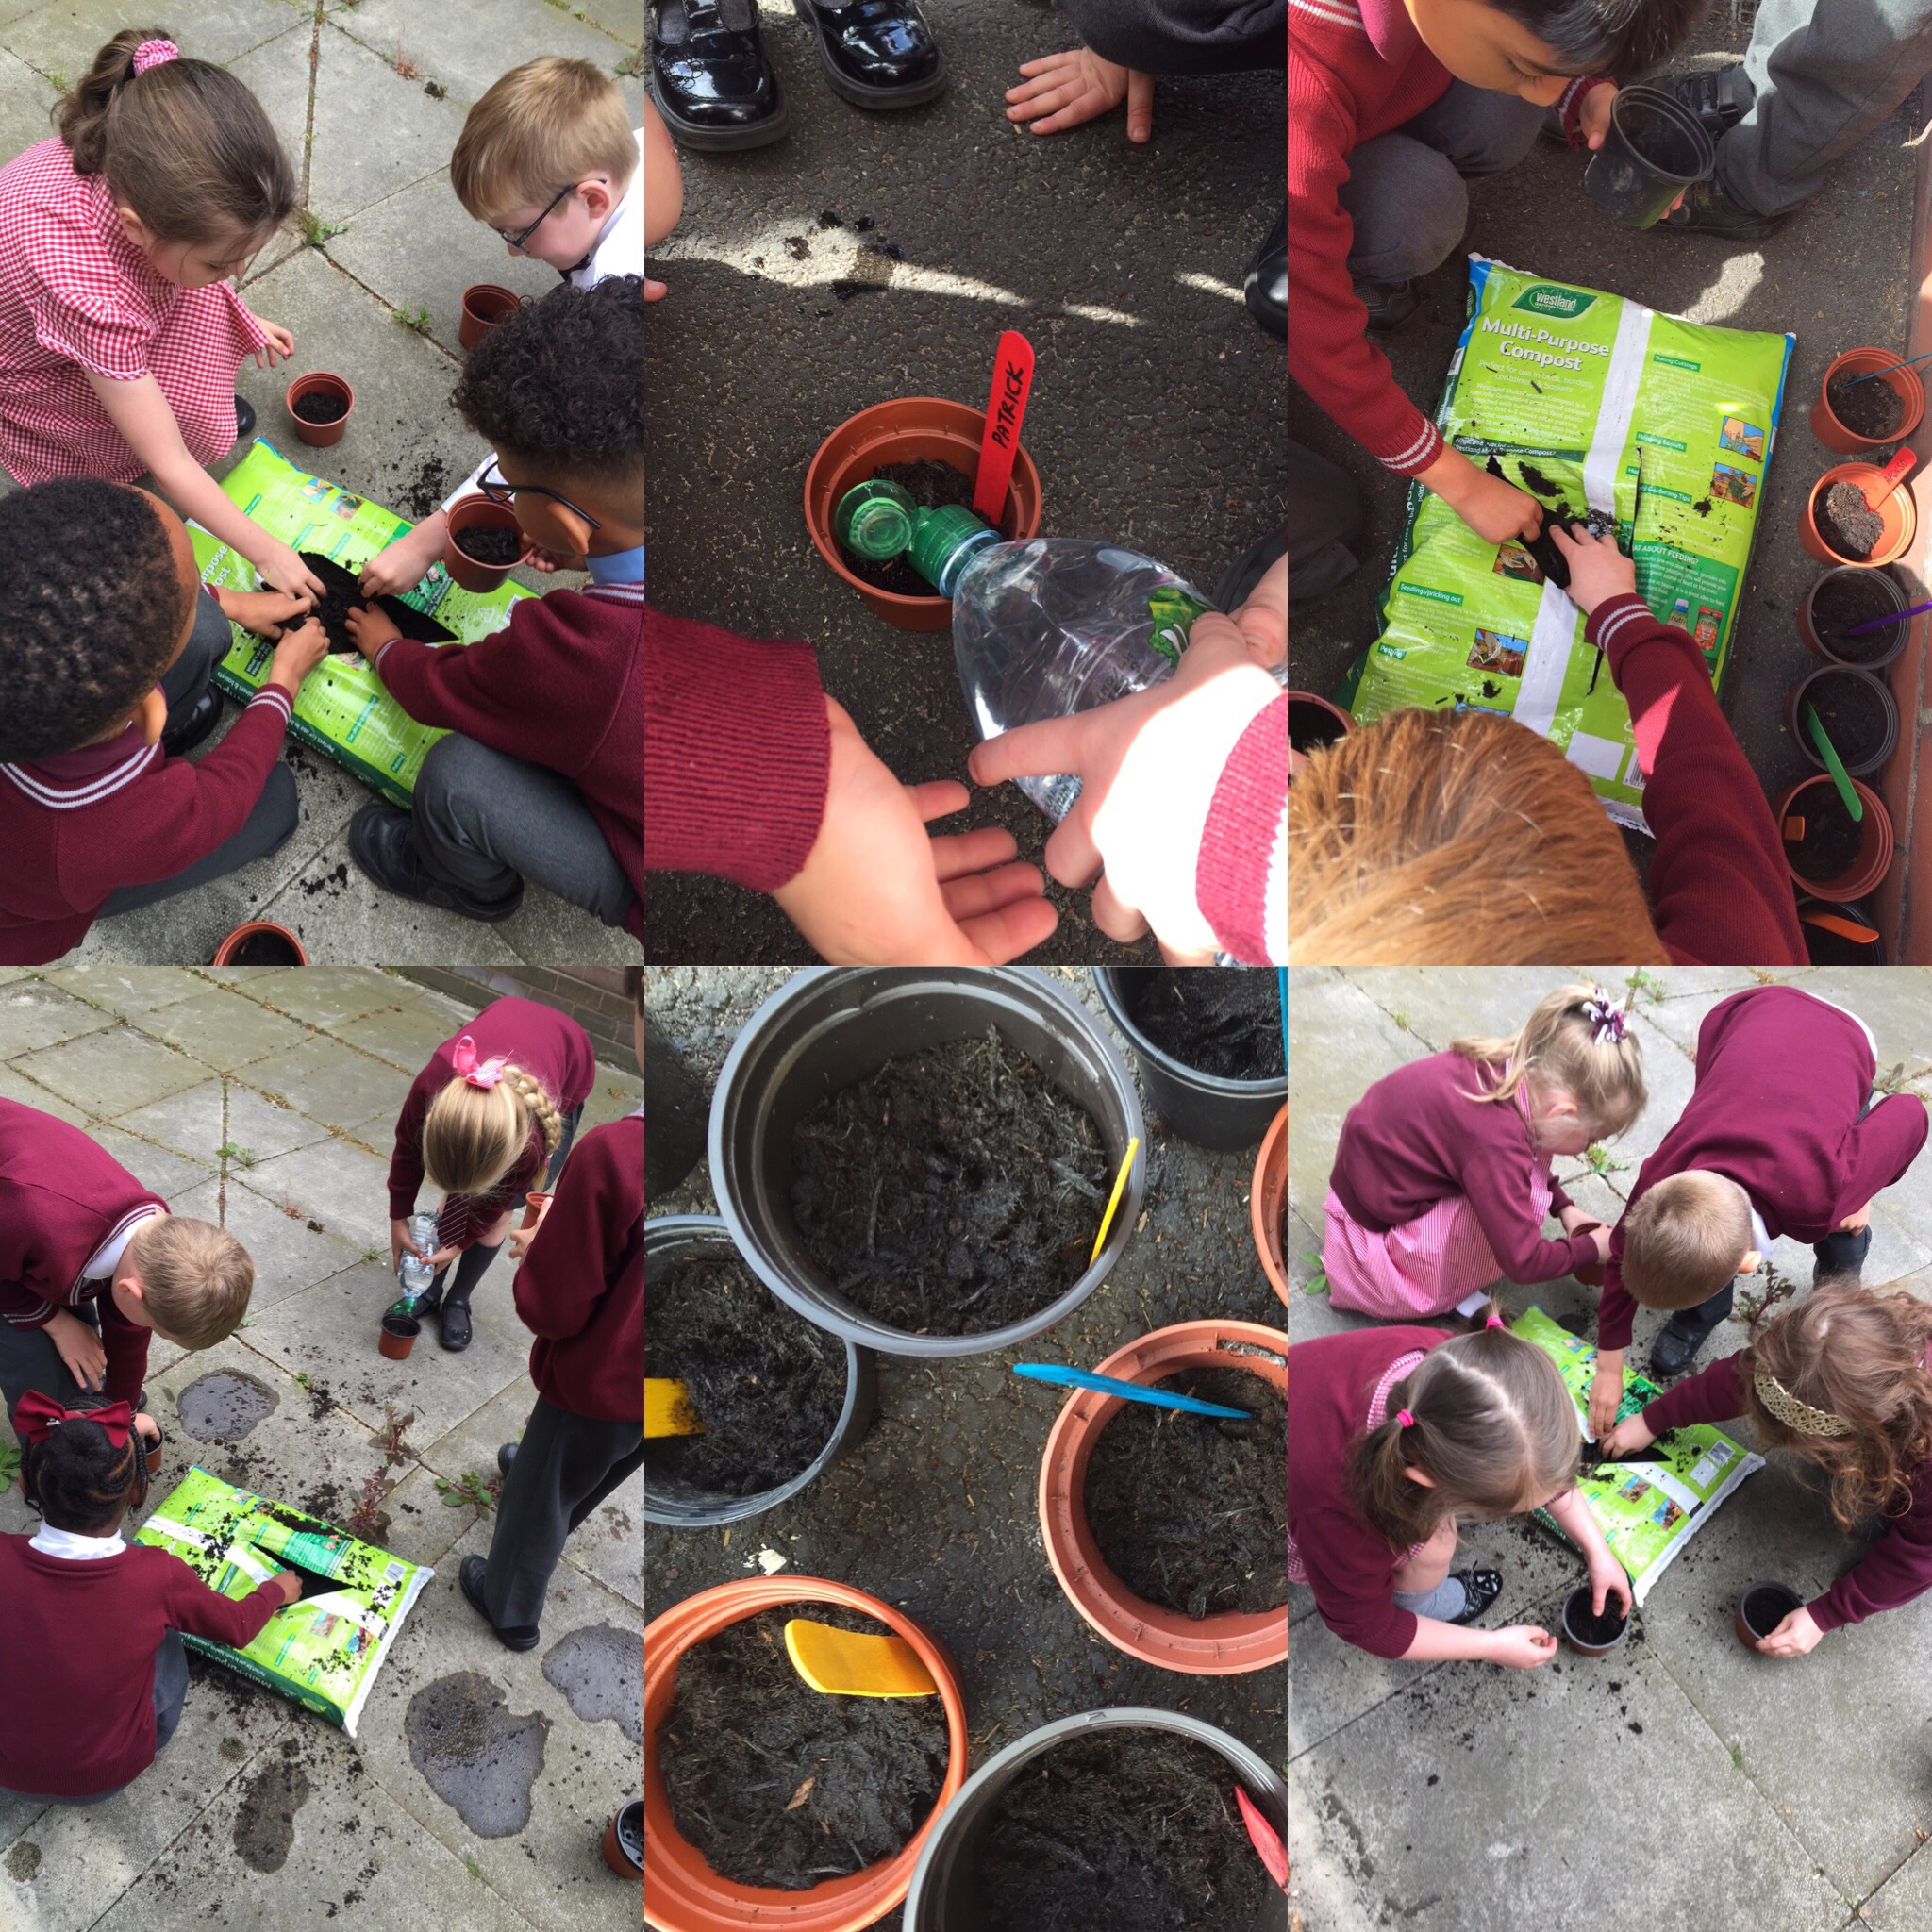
[29,1523,126,1560]
[82,1206,165,1281]
[1751,1207,1772,1256]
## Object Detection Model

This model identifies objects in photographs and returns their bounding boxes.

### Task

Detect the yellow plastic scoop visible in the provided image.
[784,1619,939,1698]
[644,1378,704,1439]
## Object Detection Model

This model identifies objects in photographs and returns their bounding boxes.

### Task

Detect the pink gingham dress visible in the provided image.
[0,138,266,484]
[1286,1347,1427,1586]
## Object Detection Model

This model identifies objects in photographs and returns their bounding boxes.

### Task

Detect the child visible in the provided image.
[1324,984,1637,1319]
[643,92,681,301]
[0,1099,256,1425]
[1602,1282,1932,1656]
[1586,985,1927,1436]
[0,30,324,601]
[343,278,641,935]
[0,477,327,962]
[460,968,642,1649]
[0,1394,299,1801]
[387,997,596,1354]
[1290,1310,1631,1663]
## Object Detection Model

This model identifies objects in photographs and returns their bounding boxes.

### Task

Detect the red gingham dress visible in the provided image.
[0,138,265,485]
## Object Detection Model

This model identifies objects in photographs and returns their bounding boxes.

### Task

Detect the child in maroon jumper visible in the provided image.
[387,997,596,1355]
[1291,1311,1630,1662]
[0,1394,298,1801]
[1324,983,1640,1319]
[1603,1282,1932,1657]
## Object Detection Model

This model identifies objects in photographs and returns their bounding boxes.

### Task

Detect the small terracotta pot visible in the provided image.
[643,1576,968,1932]
[1039,1319,1288,1676]
[458,283,520,350]
[443,494,524,593]
[1735,1580,1803,1649]
[144,1426,164,1481]
[1799,564,1915,669]
[1812,348,1925,454]
[1772,774,1894,904]
[211,922,308,966]
[1784,663,1898,776]
[378,1311,419,1361]
[1252,1106,1287,1306]
[1802,462,1917,567]
[602,1800,643,1877]
[804,396,1043,631]
[520,1190,552,1229]
[284,372,354,449]
[1287,691,1352,754]
[1560,1584,1628,1658]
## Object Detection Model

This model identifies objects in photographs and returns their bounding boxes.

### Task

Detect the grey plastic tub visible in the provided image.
[642,1215,877,1527]
[903,1707,1288,1930]
[708,969,1147,1358]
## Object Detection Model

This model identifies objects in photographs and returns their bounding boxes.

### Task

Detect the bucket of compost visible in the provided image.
[709,969,1145,1358]
[643,1576,968,1932]
[1095,967,1284,1153]
[903,1707,1288,1932]
[643,1216,877,1527]
[1736,1580,1804,1650]
[1039,1319,1288,1674]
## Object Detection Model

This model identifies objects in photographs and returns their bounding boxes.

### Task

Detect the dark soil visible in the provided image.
[1800,668,1890,764]
[1564,1590,1627,1646]
[657,1607,949,1890]
[645,1257,845,1496]
[399,453,455,522]
[291,391,346,425]
[452,525,521,567]
[225,932,302,966]
[1120,970,1285,1081]
[300,551,457,657]
[1289,697,1347,752]
[837,458,975,597]
[788,1029,1110,1336]
[1786,786,1865,881]
[1084,1367,1287,1619]
[1741,1585,1801,1639]
[1811,569,1904,661]
[975,1731,1273,1930]
[1816,480,1887,559]
[1827,371,1906,441]
[1486,455,1618,587]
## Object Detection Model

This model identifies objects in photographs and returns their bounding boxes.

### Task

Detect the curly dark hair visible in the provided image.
[450,275,642,487]
[0,480,192,761]
[22,1409,146,1535]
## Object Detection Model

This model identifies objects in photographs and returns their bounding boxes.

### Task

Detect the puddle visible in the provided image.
[541,1624,642,1746]
[405,1672,550,1839]
[5,1840,39,1882]
[176,1372,279,1442]
[232,1757,310,1873]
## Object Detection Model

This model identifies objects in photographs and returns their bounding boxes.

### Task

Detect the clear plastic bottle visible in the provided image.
[397,1209,439,1308]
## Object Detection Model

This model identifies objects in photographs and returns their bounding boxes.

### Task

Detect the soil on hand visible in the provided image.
[1565,1592,1627,1645]
[656,1607,949,1890]
[1786,786,1864,880]
[788,1029,1110,1335]
[1486,455,1617,587]
[291,391,347,425]
[300,551,457,657]
[645,1257,845,1496]
[975,1731,1273,1930]
[1828,371,1906,441]
[1120,970,1286,1081]
[837,458,975,597]
[1816,480,1886,559]
[1812,570,1904,660]
[452,525,521,567]
[226,931,301,965]
[1084,1367,1288,1619]
[1803,668,1890,763]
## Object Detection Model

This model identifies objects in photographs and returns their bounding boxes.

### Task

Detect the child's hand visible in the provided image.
[1577,81,1617,148]
[221,587,314,641]
[1755,1605,1824,1657]
[1488,1624,1559,1669]
[43,1309,106,1392]
[345,604,401,661]
[267,616,329,696]
[359,521,443,599]
[1007,46,1154,141]
[1599,1414,1655,1459]
[272,1564,303,1607]
[1587,1357,1625,1441]
[1549,524,1636,617]
[645,278,668,303]
[1585,1554,1634,1621]
[256,540,328,604]
[252,323,295,369]
[1839,1202,1873,1234]
[508,1193,552,1263]
[132,1411,160,1448]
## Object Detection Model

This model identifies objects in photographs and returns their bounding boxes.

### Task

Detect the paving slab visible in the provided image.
[216,963,421,1031]
[42,967,210,1017]
[171,1174,372,1310]
[327,991,474,1068]
[115,1077,332,1170]
[376,1457,487,1570]
[132,988,316,1074]
[84,1124,218,1202]
[1865,1839,1932,1929]
[0,1059,89,1124]
[0,0,307,75]
[239,1033,417,1137]
[9,1024,207,1116]
[0,981,118,1055]
[235,1136,395,1254]
[558,1463,641,1612]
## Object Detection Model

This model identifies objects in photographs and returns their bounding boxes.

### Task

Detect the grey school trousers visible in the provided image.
[1,1630,187,1804]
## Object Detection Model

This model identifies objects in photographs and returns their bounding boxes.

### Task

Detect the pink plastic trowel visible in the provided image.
[973,330,1036,526]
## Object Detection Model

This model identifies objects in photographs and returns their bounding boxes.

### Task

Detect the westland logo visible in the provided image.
[1512,284,1595,320]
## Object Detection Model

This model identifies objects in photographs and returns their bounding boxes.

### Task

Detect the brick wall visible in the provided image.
[402,968,638,1064]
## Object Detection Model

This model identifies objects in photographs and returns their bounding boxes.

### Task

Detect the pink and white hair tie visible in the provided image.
[451,1034,508,1090]
[132,38,179,75]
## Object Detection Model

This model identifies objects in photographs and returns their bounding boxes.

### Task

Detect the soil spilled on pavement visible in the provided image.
[233,1749,312,1874]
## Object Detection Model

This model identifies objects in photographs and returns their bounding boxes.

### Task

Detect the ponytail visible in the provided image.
[1454,980,1647,1139]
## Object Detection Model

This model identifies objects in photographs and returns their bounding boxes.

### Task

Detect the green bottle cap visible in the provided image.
[834,480,916,560]
[908,504,998,596]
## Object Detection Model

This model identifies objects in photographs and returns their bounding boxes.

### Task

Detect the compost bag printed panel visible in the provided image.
[1352,258,1794,829]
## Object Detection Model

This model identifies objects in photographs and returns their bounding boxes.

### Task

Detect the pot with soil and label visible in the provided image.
[1252,1105,1288,1304]
[1735,1580,1804,1649]
[1797,893,1886,963]
[211,922,307,966]
[643,1575,968,1932]
[442,494,524,593]
[1288,691,1351,755]
[903,1707,1288,1932]
[1784,663,1898,777]
[1584,84,1714,227]
[643,1216,876,1527]
[1095,967,1284,1153]
[1773,774,1894,903]
[1801,564,1915,668]
[710,969,1145,1358]
[602,1799,643,1877]
[284,372,354,449]
[458,283,520,350]
[805,397,1043,631]
[1039,1319,1289,1674]
[1813,348,1925,454]
[1560,1585,1628,1658]
[1803,463,1917,567]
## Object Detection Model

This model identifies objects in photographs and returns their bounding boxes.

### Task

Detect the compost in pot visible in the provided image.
[838,458,974,596]
[1120,970,1285,1082]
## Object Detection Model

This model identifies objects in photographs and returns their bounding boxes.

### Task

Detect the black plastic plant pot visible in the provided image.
[643,1215,878,1528]
[1736,1580,1804,1648]
[1584,84,1715,228]
[644,1015,708,1200]
[1560,1584,1628,1658]
[708,969,1147,1358]
[1094,968,1284,1155]
[902,1707,1288,1932]
[1797,894,1887,964]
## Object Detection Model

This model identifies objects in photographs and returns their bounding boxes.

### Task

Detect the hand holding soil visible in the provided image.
[1599,1413,1655,1458]
[1006,46,1153,142]
[1588,1358,1627,1440]
[267,616,330,695]
[344,603,401,660]
[1549,523,1635,617]
[1754,1604,1824,1656]
[219,586,315,640]
[254,538,328,604]
[358,522,443,599]
[1487,1624,1560,1668]
[1420,445,1543,544]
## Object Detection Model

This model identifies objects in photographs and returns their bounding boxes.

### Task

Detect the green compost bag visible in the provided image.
[1349,258,1795,829]
[188,439,532,808]
[134,1465,431,1737]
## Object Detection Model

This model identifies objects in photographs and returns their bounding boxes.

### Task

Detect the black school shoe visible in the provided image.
[1356,276,1421,334]
[1649,1284,1735,1378]
[792,0,947,108]
[348,803,524,924]
[1674,64,1754,138]
[160,689,223,759]
[459,1556,539,1652]
[1448,1569,1504,1625]
[1243,205,1286,339]
[234,395,255,443]
[1660,175,1786,241]
[651,0,791,151]
[437,1295,474,1352]
[496,1441,516,1477]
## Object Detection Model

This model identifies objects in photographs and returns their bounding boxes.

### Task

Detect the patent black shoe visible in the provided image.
[160,689,222,758]
[496,1441,516,1477]
[459,1556,539,1651]
[1661,175,1786,240]
[1243,204,1286,340]
[1448,1569,1504,1625]
[234,395,255,443]
[348,803,524,924]
[1674,64,1753,138]
[1813,1224,1872,1285]
[438,1295,473,1352]
[792,0,947,108]
[1356,276,1421,334]
[1649,1292,1732,1378]
[650,0,791,151]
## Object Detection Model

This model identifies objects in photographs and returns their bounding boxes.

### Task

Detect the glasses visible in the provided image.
[494,181,575,252]
[477,461,602,532]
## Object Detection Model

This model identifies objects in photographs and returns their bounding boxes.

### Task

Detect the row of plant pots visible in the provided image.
[1557,1578,1809,1659]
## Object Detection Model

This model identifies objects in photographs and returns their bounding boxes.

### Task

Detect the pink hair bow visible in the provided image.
[451,1034,508,1090]
[132,38,179,75]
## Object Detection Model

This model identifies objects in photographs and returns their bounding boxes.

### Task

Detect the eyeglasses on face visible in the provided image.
[493,180,575,252]
[476,461,603,532]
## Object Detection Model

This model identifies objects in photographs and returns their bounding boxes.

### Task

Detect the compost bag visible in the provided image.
[134,1467,431,1736]
[1350,257,1795,829]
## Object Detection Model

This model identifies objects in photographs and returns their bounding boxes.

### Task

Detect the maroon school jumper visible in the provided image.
[1290,1324,1451,1658]
[1329,1053,1598,1283]
[0,1539,281,1796]
[0,1100,169,1408]
[513,1112,641,1423]
[0,677,292,963]
[387,998,598,1251]
[1642,1349,1932,1631]
[1599,988,1927,1353]
[372,580,642,945]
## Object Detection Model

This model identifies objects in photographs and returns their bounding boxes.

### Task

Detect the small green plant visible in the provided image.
[464,1854,483,1880]
[297,209,346,249]
[1391,1008,1409,1033]
[391,40,419,81]
[216,1141,257,1169]
[46,70,66,93]
[1582,1142,1631,1177]
[1733,1262,1800,1331]
[1731,1742,1745,1770]
[1624,967,1667,1006]
[375,1403,415,1468]
[435,1468,502,1511]
[292,1371,312,1391]
[1300,1251,1329,1297]
[392,303,432,333]
[0,1438,19,1495]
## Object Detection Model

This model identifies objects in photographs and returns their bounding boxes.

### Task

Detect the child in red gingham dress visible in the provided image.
[0,30,324,602]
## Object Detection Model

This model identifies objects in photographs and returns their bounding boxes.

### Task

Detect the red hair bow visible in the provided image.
[14,1391,134,1448]
[451,1034,508,1090]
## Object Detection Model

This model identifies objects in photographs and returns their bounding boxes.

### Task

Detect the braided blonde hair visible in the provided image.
[423,1063,562,1198]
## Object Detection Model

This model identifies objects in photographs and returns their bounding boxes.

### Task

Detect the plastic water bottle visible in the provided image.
[397,1210,439,1308]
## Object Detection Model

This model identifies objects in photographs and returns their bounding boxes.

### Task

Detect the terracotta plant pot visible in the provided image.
[1812,347,1925,454]
[458,283,520,350]
[1796,893,1886,964]
[520,1190,551,1229]
[284,372,354,449]
[378,1310,419,1361]
[1560,1584,1628,1658]
[1802,462,1917,568]
[144,1425,164,1481]
[602,1800,643,1877]
[211,922,308,966]
[1799,564,1915,669]
[804,396,1043,632]
[1287,691,1352,754]
[1772,774,1894,904]
[1039,1318,1288,1675]
[1784,663,1898,777]
[443,493,524,593]
[643,1576,969,1932]
[1735,1580,1803,1649]
[1252,1106,1287,1306]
